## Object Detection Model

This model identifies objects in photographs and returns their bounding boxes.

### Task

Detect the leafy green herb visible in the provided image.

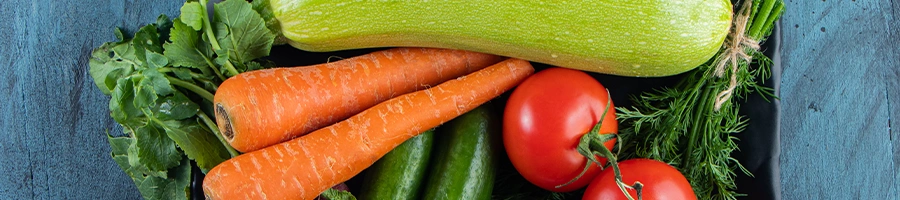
[164,18,215,76]
[179,2,205,31]
[132,121,183,171]
[109,134,192,200]
[161,119,231,172]
[213,0,275,69]
[320,188,358,200]
[90,0,276,199]
[616,0,784,200]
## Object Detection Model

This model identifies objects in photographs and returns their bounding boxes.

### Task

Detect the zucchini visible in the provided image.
[422,104,500,200]
[257,0,732,77]
[358,130,434,200]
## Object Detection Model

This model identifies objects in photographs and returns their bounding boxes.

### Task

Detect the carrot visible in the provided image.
[213,48,504,152]
[202,58,534,200]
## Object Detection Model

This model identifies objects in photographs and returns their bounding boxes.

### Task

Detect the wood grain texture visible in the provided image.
[889,0,900,196]
[0,1,180,199]
[779,0,898,199]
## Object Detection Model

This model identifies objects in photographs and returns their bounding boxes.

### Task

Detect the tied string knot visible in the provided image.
[713,1,761,111]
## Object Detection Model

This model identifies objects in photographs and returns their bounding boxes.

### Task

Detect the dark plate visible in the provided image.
[733,21,782,200]
[191,17,783,200]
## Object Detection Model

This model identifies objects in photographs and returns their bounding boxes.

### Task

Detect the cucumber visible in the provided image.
[358,130,434,200]
[257,0,732,77]
[422,104,500,200]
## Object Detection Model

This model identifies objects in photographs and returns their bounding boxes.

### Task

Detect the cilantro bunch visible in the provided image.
[88,0,275,199]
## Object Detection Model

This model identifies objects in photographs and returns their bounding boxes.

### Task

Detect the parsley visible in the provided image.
[89,0,276,199]
[320,189,358,200]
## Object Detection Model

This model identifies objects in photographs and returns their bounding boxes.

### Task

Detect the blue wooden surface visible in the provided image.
[0,1,179,199]
[0,1,896,199]
[778,0,900,199]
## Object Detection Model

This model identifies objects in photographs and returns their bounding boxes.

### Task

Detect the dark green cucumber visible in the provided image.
[422,104,500,200]
[358,130,434,200]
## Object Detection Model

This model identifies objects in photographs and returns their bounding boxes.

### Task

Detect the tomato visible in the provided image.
[583,159,695,200]
[503,67,617,192]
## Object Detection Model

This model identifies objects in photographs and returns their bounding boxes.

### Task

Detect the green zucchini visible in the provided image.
[256,0,732,77]
[422,104,500,200]
[358,130,434,200]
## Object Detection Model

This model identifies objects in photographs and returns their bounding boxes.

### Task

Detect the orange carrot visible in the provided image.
[202,58,534,200]
[214,48,503,152]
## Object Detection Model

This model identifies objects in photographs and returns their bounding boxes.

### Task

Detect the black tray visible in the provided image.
[734,21,782,200]
[191,20,782,200]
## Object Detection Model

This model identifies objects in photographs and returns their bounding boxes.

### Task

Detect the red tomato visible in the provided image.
[583,159,696,200]
[503,67,617,192]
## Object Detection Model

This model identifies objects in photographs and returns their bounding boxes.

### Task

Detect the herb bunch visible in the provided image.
[88,0,275,199]
[616,0,784,200]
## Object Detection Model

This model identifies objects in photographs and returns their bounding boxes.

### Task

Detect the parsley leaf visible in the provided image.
[110,134,191,200]
[132,24,164,63]
[133,77,159,114]
[142,53,175,96]
[164,18,214,71]
[155,15,174,42]
[109,77,145,128]
[89,31,138,95]
[109,135,147,179]
[320,189,358,200]
[179,2,205,31]
[154,91,199,121]
[213,0,275,68]
[159,119,230,172]
[133,122,183,171]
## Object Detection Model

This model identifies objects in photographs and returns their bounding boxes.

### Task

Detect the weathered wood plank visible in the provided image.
[779,0,896,199]
[0,1,181,199]
[888,0,900,196]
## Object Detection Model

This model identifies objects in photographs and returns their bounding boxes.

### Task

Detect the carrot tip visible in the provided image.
[216,103,235,141]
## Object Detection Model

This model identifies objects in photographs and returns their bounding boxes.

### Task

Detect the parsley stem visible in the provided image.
[201,52,227,81]
[159,67,206,80]
[199,0,240,76]
[167,76,215,103]
[195,78,219,91]
[198,111,240,157]
[200,0,220,51]
[222,60,240,76]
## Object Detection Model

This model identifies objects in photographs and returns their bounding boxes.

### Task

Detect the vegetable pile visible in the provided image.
[86,0,784,199]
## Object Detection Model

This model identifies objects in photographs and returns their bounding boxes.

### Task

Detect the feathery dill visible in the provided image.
[616,0,783,199]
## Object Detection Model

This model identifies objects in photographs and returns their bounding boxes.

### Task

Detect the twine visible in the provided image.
[713,1,761,111]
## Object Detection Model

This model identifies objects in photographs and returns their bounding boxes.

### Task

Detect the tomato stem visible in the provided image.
[598,144,643,200]
[554,98,643,200]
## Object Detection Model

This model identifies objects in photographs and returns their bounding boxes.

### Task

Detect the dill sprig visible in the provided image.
[615,0,783,200]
